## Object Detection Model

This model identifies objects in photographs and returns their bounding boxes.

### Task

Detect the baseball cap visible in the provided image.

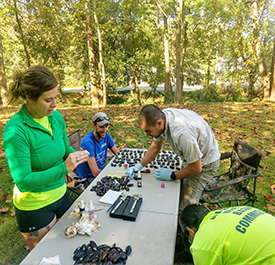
[92,112,111,127]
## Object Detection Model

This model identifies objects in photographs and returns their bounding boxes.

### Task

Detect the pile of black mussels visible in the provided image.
[90,176,133,196]
[73,240,132,265]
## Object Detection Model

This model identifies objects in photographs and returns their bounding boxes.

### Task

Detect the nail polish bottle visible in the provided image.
[79,200,85,217]
[89,200,95,219]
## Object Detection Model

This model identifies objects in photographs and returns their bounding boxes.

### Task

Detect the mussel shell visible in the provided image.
[98,244,111,252]
[125,245,132,255]
[114,260,127,265]
[73,256,84,265]
[73,251,85,261]
[102,258,111,265]
[89,255,100,263]
[73,246,82,255]
[74,243,86,254]
[107,251,120,263]
[115,247,123,253]
[119,252,127,260]
[100,250,108,260]
[82,255,94,263]
[83,248,95,257]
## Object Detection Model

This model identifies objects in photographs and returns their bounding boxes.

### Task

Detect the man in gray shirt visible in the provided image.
[127,104,220,212]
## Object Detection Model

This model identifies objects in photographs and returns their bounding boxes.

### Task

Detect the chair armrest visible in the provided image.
[67,171,86,183]
[206,172,261,191]
[220,152,232,161]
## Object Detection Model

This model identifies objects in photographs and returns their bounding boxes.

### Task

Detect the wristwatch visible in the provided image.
[170,172,177,180]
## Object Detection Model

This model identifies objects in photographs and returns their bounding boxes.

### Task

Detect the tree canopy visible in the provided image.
[0,0,275,106]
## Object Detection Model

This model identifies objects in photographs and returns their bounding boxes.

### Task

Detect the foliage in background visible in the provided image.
[1,0,275,100]
[58,86,262,106]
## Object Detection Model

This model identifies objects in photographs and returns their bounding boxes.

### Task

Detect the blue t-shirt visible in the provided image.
[77,131,115,178]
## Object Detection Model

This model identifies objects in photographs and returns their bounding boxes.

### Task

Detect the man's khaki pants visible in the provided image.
[179,159,220,213]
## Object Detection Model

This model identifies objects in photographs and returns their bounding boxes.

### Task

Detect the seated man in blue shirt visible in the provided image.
[77,112,118,188]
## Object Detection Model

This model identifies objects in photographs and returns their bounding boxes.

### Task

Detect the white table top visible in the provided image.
[20,149,181,265]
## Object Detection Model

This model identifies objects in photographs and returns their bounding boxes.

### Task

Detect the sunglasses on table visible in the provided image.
[94,116,110,123]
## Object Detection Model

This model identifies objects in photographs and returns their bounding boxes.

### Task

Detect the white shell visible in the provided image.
[65,212,100,238]
[64,223,77,238]
[70,203,81,217]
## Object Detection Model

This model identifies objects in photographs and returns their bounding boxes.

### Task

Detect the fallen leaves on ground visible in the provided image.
[257,174,264,182]
[2,192,12,203]
[10,206,15,217]
[267,204,275,212]
[0,207,9,213]
[265,195,275,205]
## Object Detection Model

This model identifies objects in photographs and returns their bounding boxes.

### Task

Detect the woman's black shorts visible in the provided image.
[15,192,71,233]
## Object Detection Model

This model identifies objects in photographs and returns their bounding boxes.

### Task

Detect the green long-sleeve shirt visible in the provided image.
[3,104,75,209]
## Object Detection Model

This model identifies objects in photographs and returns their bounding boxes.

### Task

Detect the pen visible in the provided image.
[106,201,116,213]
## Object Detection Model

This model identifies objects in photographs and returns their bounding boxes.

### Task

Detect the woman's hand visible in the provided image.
[65,150,90,173]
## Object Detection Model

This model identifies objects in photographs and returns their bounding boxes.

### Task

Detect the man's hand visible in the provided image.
[154,168,172,181]
[127,163,143,179]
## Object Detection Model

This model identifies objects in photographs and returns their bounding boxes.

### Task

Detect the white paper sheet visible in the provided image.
[98,190,122,205]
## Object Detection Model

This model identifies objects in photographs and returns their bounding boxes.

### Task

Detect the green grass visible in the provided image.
[1,96,275,264]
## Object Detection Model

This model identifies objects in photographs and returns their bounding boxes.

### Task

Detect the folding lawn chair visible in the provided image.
[200,138,262,208]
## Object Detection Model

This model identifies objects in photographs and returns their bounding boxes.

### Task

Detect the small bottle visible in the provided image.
[79,200,85,217]
[137,170,142,188]
[89,200,95,219]
[134,164,138,180]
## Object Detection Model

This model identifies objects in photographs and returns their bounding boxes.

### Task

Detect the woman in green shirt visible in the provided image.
[3,66,89,250]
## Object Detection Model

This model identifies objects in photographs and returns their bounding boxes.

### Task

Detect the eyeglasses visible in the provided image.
[94,116,109,123]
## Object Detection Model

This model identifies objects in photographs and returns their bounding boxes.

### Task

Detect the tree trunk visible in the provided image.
[14,0,31,67]
[269,40,275,100]
[54,49,64,95]
[130,6,141,106]
[86,0,99,108]
[181,20,188,90]
[56,66,64,96]
[206,62,210,88]
[94,7,106,107]
[182,20,188,63]
[175,0,183,105]
[252,0,269,99]
[131,36,141,106]
[245,72,256,97]
[0,34,8,106]
[169,78,174,102]
[163,13,170,104]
